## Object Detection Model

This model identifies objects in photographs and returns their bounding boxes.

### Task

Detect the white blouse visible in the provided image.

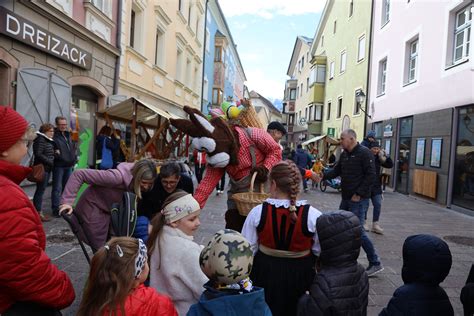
[241,198,322,256]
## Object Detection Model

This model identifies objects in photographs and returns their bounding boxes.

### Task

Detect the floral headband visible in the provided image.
[161,194,200,224]
[104,238,147,279]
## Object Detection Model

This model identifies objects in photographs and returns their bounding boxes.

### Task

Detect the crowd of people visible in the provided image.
[1,105,473,316]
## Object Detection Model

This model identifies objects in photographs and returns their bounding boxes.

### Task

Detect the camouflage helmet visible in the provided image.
[199,229,254,285]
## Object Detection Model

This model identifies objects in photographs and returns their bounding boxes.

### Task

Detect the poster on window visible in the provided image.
[384,139,391,156]
[415,138,425,166]
[430,138,443,168]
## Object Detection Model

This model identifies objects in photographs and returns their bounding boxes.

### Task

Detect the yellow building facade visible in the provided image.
[119,0,205,116]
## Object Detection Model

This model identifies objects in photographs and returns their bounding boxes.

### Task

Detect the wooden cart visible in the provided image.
[96,97,190,162]
[302,134,340,164]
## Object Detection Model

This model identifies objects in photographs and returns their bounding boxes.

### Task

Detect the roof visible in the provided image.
[302,134,340,146]
[96,97,180,129]
[249,90,281,114]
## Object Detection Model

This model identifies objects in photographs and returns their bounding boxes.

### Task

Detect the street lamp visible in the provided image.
[356,90,371,119]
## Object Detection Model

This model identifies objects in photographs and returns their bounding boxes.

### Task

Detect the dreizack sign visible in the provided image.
[0,6,92,70]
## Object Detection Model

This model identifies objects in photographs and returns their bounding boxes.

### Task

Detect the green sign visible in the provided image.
[327,127,335,137]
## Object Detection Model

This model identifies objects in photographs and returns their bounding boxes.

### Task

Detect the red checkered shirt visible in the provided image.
[194,126,282,208]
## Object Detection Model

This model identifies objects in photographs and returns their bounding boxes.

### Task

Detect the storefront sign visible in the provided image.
[0,6,92,70]
[327,127,335,137]
[384,123,393,137]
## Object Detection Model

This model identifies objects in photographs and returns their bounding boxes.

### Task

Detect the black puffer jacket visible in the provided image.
[53,130,76,167]
[33,132,55,172]
[324,144,375,200]
[298,210,369,316]
[379,234,453,316]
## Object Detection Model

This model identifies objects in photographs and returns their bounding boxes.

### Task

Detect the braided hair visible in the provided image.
[270,161,302,223]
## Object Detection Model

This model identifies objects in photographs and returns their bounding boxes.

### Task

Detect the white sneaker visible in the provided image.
[372,222,384,235]
[363,223,370,232]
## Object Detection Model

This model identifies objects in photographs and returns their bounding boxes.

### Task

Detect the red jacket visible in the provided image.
[0,160,75,313]
[103,285,178,316]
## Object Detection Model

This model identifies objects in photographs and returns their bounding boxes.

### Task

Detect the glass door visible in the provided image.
[396,117,413,194]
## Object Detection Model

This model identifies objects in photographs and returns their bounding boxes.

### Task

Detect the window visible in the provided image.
[306,77,309,91]
[214,46,222,62]
[179,0,183,12]
[305,108,308,120]
[296,86,299,99]
[188,3,192,23]
[205,28,210,52]
[333,20,337,34]
[337,98,343,118]
[154,29,165,67]
[290,89,296,100]
[326,101,331,120]
[316,65,326,83]
[321,35,324,47]
[378,59,387,95]
[302,56,305,68]
[194,66,199,92]
[289,114,294,125]
[349,0,354,17]
[212,88,222,105]
[358,35,366,61]
[382,0,390,25]
[92,0,112,17]
[186,58,192,87]
[203,77,208,101]
[315,105,322,121]
[300,83,303,96]
[130,10,136,48]
[453,5,472,63]
[176,48,183,82]
[298,61,301,72]
[354,89,362,115]
[340,51,347,73]
[329,61,335,79]
[309,105,313,120]
[408,39,418,83]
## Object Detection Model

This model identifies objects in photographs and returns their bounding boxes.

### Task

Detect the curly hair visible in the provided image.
[270,161,301,223]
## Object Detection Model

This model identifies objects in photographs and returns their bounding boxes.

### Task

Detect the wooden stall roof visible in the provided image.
[302,134,339,146]
[96,97,181,128]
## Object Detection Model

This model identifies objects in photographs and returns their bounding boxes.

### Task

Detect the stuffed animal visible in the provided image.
[170,106,282,231]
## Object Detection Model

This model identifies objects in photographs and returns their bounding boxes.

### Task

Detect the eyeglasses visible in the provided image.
[161,179,179,186]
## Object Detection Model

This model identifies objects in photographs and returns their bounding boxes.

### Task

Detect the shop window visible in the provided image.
[373,122,383,138]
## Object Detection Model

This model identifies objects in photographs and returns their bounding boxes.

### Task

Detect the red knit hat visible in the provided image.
[0,106,29,153]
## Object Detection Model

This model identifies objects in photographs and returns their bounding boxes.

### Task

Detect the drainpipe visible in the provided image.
[201,0,210,113]
[113,0,123,96]
[363,0,375,137]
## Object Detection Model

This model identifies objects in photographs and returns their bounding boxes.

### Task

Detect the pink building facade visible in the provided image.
[368,0,473,212]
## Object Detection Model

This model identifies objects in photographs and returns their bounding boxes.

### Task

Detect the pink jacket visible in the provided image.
[61,163,134,250]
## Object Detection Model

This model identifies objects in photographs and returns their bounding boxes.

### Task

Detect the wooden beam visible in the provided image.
[96,112,159,130]
[130,100,138,162]
[136,121,169,160]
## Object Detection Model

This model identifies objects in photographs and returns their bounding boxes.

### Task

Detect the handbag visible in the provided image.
[27,155,45,183]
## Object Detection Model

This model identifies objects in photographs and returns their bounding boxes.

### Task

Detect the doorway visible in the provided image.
[396,117,413,194]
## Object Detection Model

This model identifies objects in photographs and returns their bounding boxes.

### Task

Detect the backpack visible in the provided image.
[110,192,138,237]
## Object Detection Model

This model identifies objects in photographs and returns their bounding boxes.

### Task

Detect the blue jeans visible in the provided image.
[33,171,51,213]
[52,166,72,212]
[371,194,382,222]
[340,198,381,266]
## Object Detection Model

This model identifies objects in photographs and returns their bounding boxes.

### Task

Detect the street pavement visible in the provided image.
[25,182,474,316]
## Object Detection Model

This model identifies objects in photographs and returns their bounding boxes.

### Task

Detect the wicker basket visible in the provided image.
[232,172,269,216]
[229,99,265,129]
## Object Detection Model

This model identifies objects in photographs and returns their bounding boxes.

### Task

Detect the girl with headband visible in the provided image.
[148,190,208,315]
[77,237,177,316]
[242,160,323,316]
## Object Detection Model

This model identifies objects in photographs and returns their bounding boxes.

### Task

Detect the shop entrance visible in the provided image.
[396,117,413,194]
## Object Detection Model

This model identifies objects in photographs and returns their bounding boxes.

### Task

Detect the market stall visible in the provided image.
[96,97,189,162]
[302,134,340,163]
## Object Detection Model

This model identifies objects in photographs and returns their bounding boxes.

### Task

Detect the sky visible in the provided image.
[219,0,324,105]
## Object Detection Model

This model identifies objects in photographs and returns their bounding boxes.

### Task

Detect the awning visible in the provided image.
[96,97,181,128]
[302,134,326,146]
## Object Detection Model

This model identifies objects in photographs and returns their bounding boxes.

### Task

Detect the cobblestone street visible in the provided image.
[28,182,474,316]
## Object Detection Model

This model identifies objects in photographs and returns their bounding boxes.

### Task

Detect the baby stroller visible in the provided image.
[62,192,138,264]
[320,167,342,192]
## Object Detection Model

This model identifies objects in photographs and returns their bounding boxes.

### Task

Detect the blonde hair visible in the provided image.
[77,237,140,316]
[270,161,301,223]
[24,126,37,141]
[131,159,157,199]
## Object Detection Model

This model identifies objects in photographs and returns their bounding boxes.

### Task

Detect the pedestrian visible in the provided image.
[0,106,75,314]
[365,141,393,234]
[361,130,376,148]
[215,172,226,195]
[193,149,206,183]
[267,121,286,147]
[188,229,272,316]
[52,116,76,217]
[95,125,118,170]
[380,234,454,316]
[323,129,383,276]
[59,159,157,252]
[311,158,324,189]
[461,264,474,316]
[298,210,369,316]
[77,237,177,316]
[148,191,208,316]
[242,160,322,316]
[295,144,310,192]
[380,166,391,192]
[32,123,55,222]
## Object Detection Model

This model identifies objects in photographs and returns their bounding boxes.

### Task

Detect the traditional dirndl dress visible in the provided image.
[248,201,317,316]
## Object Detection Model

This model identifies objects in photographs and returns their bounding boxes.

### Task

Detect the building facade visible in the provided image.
[282,36,313,147]
[368,0,473,213]
[119,0,205,117]
[0,0,120,167]
[202,0,246,114]
[249,90,282,128]
[310,0,372,140]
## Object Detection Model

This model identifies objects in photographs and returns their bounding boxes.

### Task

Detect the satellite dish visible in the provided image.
[299,118,307,126]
